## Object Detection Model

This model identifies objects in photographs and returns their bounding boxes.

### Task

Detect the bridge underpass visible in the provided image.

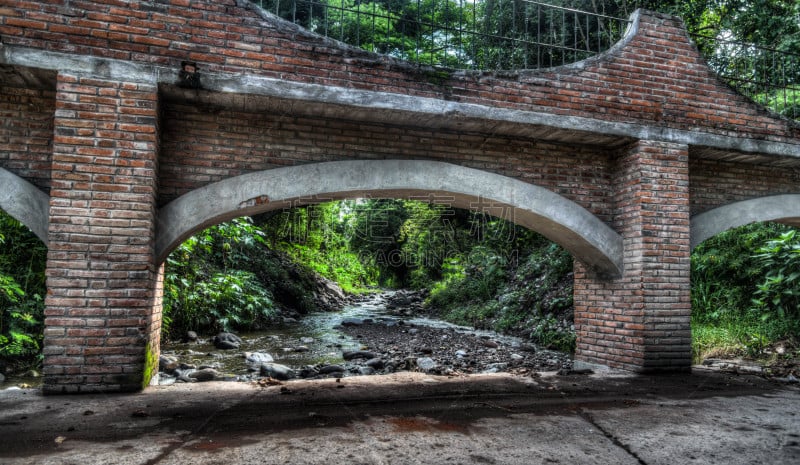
[0,1,798,393]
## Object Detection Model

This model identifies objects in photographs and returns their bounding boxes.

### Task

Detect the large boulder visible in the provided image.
[187,368,220,382]
[213,332,243,350]
[314,277,346,310]
[260,363,295,380]
[244,352,274,371]
[159,355,180,373]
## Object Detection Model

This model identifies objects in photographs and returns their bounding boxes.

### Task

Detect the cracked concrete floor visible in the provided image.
[1,370,798,465]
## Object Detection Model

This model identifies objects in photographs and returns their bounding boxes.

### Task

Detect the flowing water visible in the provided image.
[0,291,533,388]
[160,291,476,377]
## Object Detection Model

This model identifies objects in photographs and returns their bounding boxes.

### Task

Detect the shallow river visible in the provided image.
[162,291,530,379]
[0,291,534,388]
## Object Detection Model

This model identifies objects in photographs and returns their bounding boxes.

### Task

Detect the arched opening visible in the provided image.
[156,160,622,278]
[157,201,578,383]
[690,201,800,370]
[0,168,50,247]
[153,162,620,384]
[0,206,48,387]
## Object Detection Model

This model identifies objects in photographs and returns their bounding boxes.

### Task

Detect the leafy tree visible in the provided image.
[751,229,800,330]
[0,211,47,365]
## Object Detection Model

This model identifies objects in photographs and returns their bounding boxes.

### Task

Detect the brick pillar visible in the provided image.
[42,73,160,393]
[574,140,692,372]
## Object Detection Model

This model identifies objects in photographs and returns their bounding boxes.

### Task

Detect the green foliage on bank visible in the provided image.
[428,241,576,352]
[0,213,47,370]
[162,217,326,338]
[691,222,800,361]
[256,202,378,293]
[334,199,578,351]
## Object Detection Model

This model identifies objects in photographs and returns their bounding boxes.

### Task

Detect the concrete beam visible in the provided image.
[156,160,624,279]
[0,167,50,246]
[691,194,800,248]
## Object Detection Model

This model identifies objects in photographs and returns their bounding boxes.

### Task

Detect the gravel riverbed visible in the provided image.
[155,291,574,385]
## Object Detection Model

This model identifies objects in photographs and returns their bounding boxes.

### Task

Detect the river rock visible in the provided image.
[340,318,364,327]
[365,358,384,369]
[455,350,468,358]
[358,367,375,376]
[481,362,508,374]
[157,374,176,386]
[318,364,345,375]
[298,367,319,378]
[260,363,295,380]
[188,368,220,382]
[343,350,377,361]
[213,332,243,350]
[0,373,5,383]
[416,357,438,372]
[183,331,198,342]
[245,352,275,371]
[159,355,180,373]
[294,346,310,352]
[300,337,315,344]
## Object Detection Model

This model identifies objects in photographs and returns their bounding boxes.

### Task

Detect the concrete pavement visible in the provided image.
[0,369,798,464]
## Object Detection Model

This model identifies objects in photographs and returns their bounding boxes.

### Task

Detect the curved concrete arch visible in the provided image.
[156,160,623,278]
[691,194,800,249]
[0,167,49,246]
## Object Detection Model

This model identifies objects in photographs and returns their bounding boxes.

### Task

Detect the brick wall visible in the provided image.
[42,74,160,393]
[0,83,54,192]
[158,101,615,221]
[575,141,691,371]
[690,157,800,216]
[2,1,797,145]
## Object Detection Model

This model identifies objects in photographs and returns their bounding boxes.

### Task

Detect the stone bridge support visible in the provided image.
[42,73,162,393]
[574,141,692,371]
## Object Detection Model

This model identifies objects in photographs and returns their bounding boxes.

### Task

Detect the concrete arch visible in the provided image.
[156,160,623,278]
[0,167,49,245]
[691,194,800,249]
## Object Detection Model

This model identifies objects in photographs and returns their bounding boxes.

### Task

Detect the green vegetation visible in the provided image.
[0,212,47,371]
[428,241,576,352]
[262,0,799,118]
[161,216,344,339]
[691,223,800,362]
[159,199,577,350]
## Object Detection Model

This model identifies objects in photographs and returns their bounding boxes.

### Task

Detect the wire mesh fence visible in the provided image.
[249,0,799,119]
[692,34,800,120]
[251,0,631,70]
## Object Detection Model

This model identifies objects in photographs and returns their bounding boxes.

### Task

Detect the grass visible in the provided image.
[692,322,747,363]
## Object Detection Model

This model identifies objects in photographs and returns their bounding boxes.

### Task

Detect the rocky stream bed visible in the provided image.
[155,291,574,385]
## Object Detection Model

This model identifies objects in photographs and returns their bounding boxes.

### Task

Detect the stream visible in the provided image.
[157,291,573,384]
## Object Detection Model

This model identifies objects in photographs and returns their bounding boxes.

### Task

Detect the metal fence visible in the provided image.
[251,0,631,70]
[692,34,800,120]
[249,0,799,119]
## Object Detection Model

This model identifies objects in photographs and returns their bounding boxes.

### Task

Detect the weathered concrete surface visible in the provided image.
[156,160,624,277]
[1,370,797,464]
[691,194,800,248]
[0,167,49,245]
